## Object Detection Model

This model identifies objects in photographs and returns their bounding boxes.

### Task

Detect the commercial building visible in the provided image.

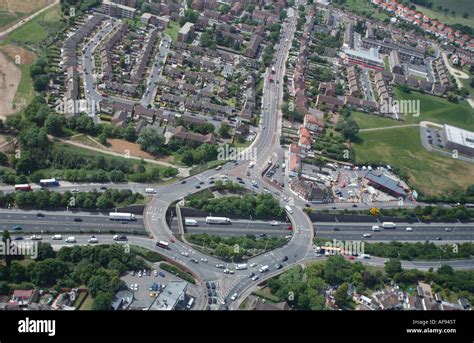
[443,124,474,157]
[149,281,188,310]
[364,171,408,198]
[342,47,385,71]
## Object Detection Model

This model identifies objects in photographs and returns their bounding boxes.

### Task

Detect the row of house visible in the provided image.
[355,281,469,311]
[373,0,474,51]
[131,28,158,84]
[61,14,106,114]
[101,23,128,81]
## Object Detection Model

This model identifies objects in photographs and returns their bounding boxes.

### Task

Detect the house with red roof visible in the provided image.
[11,289,35,305]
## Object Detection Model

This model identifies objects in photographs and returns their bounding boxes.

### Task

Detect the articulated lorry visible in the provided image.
[109,212,136,221]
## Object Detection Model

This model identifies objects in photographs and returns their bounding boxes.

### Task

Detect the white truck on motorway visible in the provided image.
[285,205,293,214]
[382,222,396,229]
[235,263,248,270]
[109,212,136,221]
[206,216,231,224]
[259,265,269,273]
[185,219,198,226]
[65,237,76,243]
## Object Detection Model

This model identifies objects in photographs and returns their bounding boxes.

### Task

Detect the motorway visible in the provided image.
[0,209,145,234]
[169,218,293,237]
[315,222,474,242]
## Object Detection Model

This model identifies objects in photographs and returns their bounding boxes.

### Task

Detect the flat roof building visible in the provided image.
[149,281,188,310]
[342,47,384,71]
[443,124,474,157]
[102,0,136,19]
[178,22,195,43]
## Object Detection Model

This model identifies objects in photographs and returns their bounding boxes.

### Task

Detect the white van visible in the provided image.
[186,297,195,309]
[285,205,293,214]
[65,237,76,243]
[406,227,413,232]
[145,188,156,194]
[52,234,62,240]
[371,225,381,232]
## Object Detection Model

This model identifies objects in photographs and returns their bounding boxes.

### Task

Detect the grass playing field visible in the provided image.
[353,127,474,195]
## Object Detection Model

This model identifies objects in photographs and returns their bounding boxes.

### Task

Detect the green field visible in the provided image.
[413,2,474,29]
[0,11,24,31]
[461,78,474,99]
[13,62,35,110]
[1,4,61,46]
[352,111,402,129]
[393,88,474,130]
[164,21,181,42]
[353,127,474,195]
[344,0,389,21]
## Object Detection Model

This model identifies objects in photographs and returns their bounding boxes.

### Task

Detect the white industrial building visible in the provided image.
[443,124,474,157]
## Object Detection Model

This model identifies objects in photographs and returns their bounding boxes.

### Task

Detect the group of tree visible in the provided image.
[0,189,143,210]
[281,102,304,123]
[186,192,286,219]
[187,234,287,261]
[365,241,474,261]
[0,240,147,310]
[377,204,473,222]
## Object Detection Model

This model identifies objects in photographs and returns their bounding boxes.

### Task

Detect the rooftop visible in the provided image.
[444,124,474,148]
[150,281,187,311]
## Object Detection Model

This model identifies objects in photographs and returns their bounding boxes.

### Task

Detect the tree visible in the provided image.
[385,258,402,277]
[137,128,165,156]
[124,125,137,142]
[0,281,10,295]
[334,282,349,307]
[98,133,108,146]
[2,230,11,267]
[337,117,359,140]
[9,263,28,284]
[218,123,231,139]
[33,75,49,91]
[91,291,113,310]
[44,115,65,136]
